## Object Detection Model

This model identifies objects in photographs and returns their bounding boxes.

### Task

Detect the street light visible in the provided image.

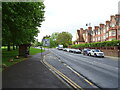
[40,46,42,57]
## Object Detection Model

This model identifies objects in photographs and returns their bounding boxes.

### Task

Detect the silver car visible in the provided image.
[89,49,104,57]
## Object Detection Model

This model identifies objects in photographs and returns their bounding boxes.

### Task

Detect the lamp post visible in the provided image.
[40,46,42,57]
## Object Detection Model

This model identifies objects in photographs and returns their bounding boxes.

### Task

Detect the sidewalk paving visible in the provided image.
[2,51,71,88]
[105,55,119,60]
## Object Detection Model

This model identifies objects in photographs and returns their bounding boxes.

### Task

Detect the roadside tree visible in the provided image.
[56,32,72,47]
[2,2,45,55]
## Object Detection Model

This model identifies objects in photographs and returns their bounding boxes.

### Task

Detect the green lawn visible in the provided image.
[30,47,45,55]
[2,47,45,71]
[2,48,26,71]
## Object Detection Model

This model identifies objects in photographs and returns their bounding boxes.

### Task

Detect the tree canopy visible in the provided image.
[42,32,73,48]
[2,2,45,47]
[56,32,72,47]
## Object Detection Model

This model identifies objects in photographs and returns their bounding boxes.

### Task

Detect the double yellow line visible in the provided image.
[43,58,83,90]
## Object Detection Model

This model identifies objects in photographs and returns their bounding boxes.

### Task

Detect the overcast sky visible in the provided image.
[37,0,120,42]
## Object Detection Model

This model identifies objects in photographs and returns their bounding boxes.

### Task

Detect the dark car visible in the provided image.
[82,48,91,55]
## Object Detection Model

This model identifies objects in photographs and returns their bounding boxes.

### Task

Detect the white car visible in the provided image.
[74,49,81,54]
[89,49,104,57]
[69,49,81,54]
[63,48,70,52]
[69,49,76,53]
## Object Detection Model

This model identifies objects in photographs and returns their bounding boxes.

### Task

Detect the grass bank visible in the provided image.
[2,47,45,71]
[30,47,45,55]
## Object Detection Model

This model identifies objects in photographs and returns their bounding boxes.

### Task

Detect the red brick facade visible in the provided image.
[75,14,120,44]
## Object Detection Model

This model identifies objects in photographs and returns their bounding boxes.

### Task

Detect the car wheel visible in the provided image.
[89,53,91,56]
[94,53,97,57]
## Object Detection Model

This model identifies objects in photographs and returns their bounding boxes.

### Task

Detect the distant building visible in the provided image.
[75,28,85,44]
[74,14,120,44]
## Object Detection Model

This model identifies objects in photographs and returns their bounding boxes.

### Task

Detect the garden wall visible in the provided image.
[93,46,119,57]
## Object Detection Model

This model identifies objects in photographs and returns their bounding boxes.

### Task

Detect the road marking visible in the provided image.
[43,56,83,90]
[46,52,99,88]
[67,66,81,76]
[84,79,94,86]
[52,50,119,70]
[66,65,97,88]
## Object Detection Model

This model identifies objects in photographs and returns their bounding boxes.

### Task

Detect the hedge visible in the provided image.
[71,40,120,48]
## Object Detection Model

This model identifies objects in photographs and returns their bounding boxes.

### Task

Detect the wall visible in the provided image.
[90,46,119,57]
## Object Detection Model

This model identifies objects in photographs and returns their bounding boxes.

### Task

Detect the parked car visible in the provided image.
[69,49,81,54]
[73,49,81,54]
[69,49,76,53]
[88,49,104,57]
[58,47,63,50]
[63,48,66,51]
[66,48,71,52]
[83,48,91,55]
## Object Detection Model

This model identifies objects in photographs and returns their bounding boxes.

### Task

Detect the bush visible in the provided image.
[71,40,120,48]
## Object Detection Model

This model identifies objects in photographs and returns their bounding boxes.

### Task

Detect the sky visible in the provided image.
[37,0,120,42]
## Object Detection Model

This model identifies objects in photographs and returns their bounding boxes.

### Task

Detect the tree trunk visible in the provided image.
[13,44,15,50]
[16,45,18,49]
[7,44,10,51]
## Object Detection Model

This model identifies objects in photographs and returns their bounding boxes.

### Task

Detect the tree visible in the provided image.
[2,2,45,53]
[56,32,72,47]
[51,32,59,41]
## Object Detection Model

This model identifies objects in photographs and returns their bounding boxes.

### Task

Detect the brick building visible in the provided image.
[75,28,85,44]
[74,14,120,44]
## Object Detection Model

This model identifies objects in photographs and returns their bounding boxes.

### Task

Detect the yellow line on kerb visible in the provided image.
[84,79,93,86]
[67,66,95,87]
[43,58,83,90]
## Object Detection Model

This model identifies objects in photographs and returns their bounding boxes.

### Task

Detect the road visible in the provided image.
[46,48,119,88]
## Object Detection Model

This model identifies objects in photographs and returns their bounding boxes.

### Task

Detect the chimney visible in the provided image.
[106,21,110,24]
[94,26,99,30]
[80,28,83,30]
[100,24,104,28]
[110,15,115,21]
[88,27,92,30]
[115,14,120,18]
[77,30,80,34]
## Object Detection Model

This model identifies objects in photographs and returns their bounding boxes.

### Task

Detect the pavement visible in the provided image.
[105,55,119,60]
[2,51,71,89]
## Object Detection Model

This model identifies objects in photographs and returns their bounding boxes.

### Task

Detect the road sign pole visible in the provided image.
[40,46,42,57]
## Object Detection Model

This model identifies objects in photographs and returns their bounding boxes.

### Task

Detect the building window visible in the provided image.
[103,36,106,39]
[106,33,108,38]
[111,31,116,36]
[103,29,106,33]
[109,31,112,36]
[118,30,120,35]
[98,37,100,40]
[96,31,98,35]
[93,32,95,36]
[106,26,109,31]
[86,33,87,36]
[98,31,100,35]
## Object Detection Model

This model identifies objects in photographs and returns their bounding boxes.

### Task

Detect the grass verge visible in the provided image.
[30,47,45,55]
[2,47,45,71]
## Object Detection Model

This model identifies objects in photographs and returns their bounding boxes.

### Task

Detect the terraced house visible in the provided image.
[75,14,120,44]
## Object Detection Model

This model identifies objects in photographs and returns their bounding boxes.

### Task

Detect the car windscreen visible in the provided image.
[94,49,100,52]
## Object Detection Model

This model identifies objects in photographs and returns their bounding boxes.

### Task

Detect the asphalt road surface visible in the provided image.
[49,48,119,88]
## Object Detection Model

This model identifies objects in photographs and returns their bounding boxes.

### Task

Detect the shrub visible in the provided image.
[71,40,120,48]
